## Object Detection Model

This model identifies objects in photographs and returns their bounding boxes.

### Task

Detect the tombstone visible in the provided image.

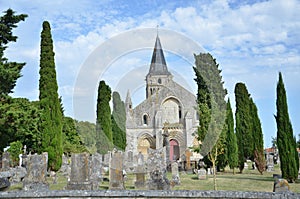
[23,152,49,191]
[66,153,92,190]
[90,153,103,190]
[171,162,180,186]
[0,178,10,191]
[59,154,69,174]
[273,178,290,192]
[185,150,192,171]
[1,152,10,171]
[266,154,274,172]
[197,168,207,180]
[244,162,249,170]
[181,154,186,171]
[146,147,170,190]
[19,154,22,167]
[103,152,110,167]
[10,167,27,184]
[134,165,146,189]
[137,152,144,166]
[109,150,124,190]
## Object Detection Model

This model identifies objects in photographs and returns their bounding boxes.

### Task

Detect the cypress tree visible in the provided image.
[225,99,238,174]
[234,83,253,172]
[250,98,265,174]
[39,21,63,171]
[194,53,227,190]
[96,80,113,154]
[0,9,27,95]
[111,91,126,150]
[275,72,299,182]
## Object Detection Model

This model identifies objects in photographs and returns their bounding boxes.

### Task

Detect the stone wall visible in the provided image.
[0,190,299,199]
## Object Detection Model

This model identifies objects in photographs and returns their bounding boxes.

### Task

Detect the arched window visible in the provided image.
[143,114,148,125]
[179,106,182,119]
[158,78,162,84]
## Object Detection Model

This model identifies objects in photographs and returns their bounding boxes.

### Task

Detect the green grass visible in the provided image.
[8,164,300,193]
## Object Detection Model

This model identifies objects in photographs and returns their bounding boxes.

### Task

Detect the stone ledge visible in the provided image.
[0,190,299,199]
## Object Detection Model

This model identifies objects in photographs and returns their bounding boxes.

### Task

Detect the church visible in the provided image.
[125,34,199,165]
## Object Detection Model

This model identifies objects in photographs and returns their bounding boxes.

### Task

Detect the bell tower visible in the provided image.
[146,34,173,98]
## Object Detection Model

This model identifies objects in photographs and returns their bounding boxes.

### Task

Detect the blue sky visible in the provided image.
[1,0,300,148]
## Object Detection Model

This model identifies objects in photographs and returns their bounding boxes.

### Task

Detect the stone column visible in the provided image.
[1,152,10,171]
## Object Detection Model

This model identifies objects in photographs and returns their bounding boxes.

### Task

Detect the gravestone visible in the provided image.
[146,147,170,190]
[266,154,274,172]
[171,162,180,186]
[23,152,48,191]
[1,152,10,171]
[137,152,144,166]
[197,168,207,180]
[109,150,124,190]
[90,153,102,190]
[134,165,146,189]
[185,150,192,171]
[66,153,92,190]
[273,178,290,192]
[0,178,10,191]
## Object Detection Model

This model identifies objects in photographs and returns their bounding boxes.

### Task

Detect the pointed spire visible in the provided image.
[148,34,171,76]
[125,89,132,109]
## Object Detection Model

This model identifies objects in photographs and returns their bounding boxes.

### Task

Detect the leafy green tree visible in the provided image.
[75,120,97,153]
[111,91,126,150]
[194,53,227,190]
[225,99,238,174]
[0,96,42,152]
[0,9,27,95]
[7,140,23,166]
[96,80,113,154]
[275,72,299,182]
[39,21,63,171]
[62,117,86,154]
[234,83,253,172]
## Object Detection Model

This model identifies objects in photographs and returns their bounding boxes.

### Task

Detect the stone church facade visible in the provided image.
[125,35,199,166]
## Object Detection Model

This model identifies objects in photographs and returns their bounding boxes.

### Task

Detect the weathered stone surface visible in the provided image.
[66,153,92,190]
[10,167,27,184]
[134,165,146,189]
[273,178,290,193]
[1,152,10,171]
[197,168,207,180]
[23,152,48,191]
[146,147,170,190]
[109,150,124,190]
[0,190,300,198]
[90,153,102,190]
[171,162,180,186]
[0,178,10,191]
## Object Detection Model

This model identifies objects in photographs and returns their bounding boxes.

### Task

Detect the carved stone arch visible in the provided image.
[137,132,156,159]
[161,96,184,124]
[168,130,186,160]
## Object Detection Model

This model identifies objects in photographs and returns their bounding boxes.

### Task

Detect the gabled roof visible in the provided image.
[147,35,171,76]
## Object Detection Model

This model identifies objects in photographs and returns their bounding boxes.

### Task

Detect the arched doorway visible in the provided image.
[137,133,156,160]
[170,139,180,161]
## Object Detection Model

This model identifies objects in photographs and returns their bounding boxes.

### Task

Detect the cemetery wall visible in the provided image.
[0,190,299,199]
